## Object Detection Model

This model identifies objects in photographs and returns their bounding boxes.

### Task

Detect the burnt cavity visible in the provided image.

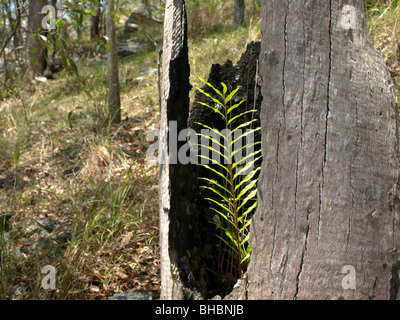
[168,42,262,299]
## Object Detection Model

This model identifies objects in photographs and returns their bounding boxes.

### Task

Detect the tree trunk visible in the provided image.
[245,0,400,300]
[159,0,400,300]
[7,0,22,60]
[106,0,121,124]
[26,0,46,79]
[159,0,192,300]
[233,0,245,29]
[90,2,101,41]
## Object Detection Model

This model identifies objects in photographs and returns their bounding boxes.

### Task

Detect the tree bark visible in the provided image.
[233,0,245,29]
[26,0,46,79]
[106,0,121,123]
[159,0,192,300]
[245,0,400,300]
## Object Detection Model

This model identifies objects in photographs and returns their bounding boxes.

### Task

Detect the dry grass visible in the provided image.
[367,1,400,102]
[0,58,161,299]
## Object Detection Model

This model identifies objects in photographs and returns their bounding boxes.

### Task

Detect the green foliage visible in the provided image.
[364,0,399,17]
[195,77,261,282]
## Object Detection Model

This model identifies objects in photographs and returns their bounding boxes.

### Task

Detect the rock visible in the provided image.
[138,67,157,77]
[14,248,28,262]
[56,230,72,244]
[34,76,47,83]
[1,232,10,242]
[133,76,145,83]
[36,218,56,233]
[12,285,28,299]
[43,68,53,79]
[124,5,163,34]
[107,291,154,300]
[89,285,100,293]
[125,22,139,33]
[117,38,145,57]
[62,166,81,176]
[34,237,53,250]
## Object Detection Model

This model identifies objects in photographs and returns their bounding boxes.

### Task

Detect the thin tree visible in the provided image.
[90,1,101,41]
[26,0,46,79]
[106,0,121,124]
[233,0,245,29]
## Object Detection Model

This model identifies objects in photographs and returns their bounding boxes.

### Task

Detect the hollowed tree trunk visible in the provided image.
[159,0,400,300]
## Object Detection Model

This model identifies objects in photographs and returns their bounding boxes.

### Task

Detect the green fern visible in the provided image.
[195,77,261,283]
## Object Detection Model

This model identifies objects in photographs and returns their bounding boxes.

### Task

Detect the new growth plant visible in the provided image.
[195,77,261,284]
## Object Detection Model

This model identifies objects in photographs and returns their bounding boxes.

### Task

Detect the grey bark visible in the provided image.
[245,0,400,300]
[106,0,121,123]
[26,0,46,79]
[233,0,245,29]
[159,0,193,300]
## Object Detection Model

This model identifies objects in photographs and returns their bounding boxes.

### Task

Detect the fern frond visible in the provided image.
[232,141,261,161]
[232,149,262,169]
[231,127,261,147]
[227,99,246,115]
[231,119,259,135]
[210,207,237,229]
[200,164,231,184]
[205,197,234,216]
[236,178,258,199]
[194,100,225,118]
[228,109,257,125]
[225,86,240,104]
[199,177,233,197]
[199,77,225,99]
[240,233,250,247]
[221,83,228,96]
[239,202,258,223]
[237,189,258,212]
[233,155,262,179]
[196,87,225,109]
[234,167,261,191]
[198,155,230,174]
[196,78,261,281]
[201,186,233,207]
[239,214,253,230]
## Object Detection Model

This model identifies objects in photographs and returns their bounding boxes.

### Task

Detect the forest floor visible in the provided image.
[0,3,399,300]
